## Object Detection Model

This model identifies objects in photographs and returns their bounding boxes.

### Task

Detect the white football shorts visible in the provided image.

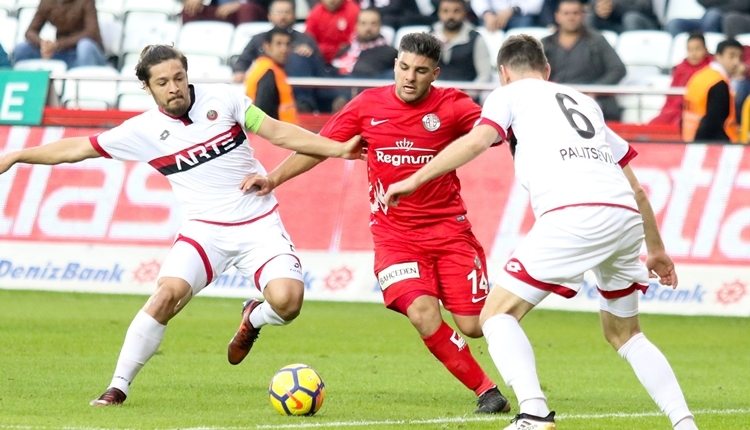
[494,205,650,318]
[159,210,303,295]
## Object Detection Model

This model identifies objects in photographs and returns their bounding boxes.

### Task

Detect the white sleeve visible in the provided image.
[89,117,149,162]
[223,84,254,127]
[604,125,638,167]
[476,86,512,141]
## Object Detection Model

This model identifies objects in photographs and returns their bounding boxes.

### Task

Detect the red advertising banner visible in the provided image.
[1,126,749,266]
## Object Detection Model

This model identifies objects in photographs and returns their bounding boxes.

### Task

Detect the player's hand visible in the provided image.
[595,0,613,19]
[0,152,18,175]
[384,178,417,207]
[294,44,313,57]
[216,2,241,18]
[339,135,365,160]
[239,174,276,196]
[646,249,678,289]
[183,0,204,16]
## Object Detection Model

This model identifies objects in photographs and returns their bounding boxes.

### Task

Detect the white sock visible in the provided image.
[109,310,166,395]
[618,333,695,428]
[249,301,289,328]
[483,314,549,417]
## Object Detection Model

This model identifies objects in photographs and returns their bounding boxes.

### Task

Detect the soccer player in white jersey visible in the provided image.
[0,45,362,406]
[384,35,698,430]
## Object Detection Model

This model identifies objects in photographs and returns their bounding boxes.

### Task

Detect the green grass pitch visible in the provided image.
[0,289,748,429]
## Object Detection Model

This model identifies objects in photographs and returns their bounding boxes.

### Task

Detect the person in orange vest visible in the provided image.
[682,38,744,143]
[245,27,297,123]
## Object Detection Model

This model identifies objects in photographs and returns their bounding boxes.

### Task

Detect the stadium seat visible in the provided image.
[616,30,673,71]
[292,22,306,33]
[189,63,233,82]
[122,0,175,20]
[99,19,123,57]
[380,25,395,46]
[415,0,435,16]
[14,0,39,10]
[504,27,553,42]
[393,25,431,48]
[177,21,234,64]
[117,93,155,111]
[476,27,504,67]
[618,73,671,124]
[736,33,750,46]
[664,0,704,22]
[0,0,14,15]
[96,0,124,18]
[230,22,273,59]
[0,17,17,55]
[703,32,726,54]
[600,29,618,47]
[117,64,142,95]
[60,65,120,109]
[120,18,179,67]
[13,59,68,96]
[0,9,7,20]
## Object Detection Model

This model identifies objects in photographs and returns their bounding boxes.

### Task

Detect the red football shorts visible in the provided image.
[374,230,489,316]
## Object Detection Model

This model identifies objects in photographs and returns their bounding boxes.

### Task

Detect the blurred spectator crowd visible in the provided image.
[0,0,748,141]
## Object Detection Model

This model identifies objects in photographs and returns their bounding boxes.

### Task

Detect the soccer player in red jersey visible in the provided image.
[239,32,510,414]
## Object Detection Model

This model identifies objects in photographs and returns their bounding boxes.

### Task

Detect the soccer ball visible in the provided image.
[269,363,326,416]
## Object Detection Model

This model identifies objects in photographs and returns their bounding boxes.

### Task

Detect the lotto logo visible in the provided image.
[506,260,522,273]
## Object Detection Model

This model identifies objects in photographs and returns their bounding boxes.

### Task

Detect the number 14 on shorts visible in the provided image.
[468,269,489,302]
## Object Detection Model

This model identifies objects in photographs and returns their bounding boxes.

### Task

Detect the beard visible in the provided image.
[162,97,189,117]
[444,19,463,31]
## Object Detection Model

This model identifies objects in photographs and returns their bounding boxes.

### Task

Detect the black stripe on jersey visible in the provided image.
[153,131,247,176]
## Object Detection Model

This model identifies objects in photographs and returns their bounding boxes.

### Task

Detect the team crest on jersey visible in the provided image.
[422,113,440,131]
[206,110,218,121]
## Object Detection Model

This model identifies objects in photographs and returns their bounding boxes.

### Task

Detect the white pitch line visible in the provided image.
[0,408,748,430]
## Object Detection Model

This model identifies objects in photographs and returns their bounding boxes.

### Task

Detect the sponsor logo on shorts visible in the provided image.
[471,295,487,303]
[377,262,419,290]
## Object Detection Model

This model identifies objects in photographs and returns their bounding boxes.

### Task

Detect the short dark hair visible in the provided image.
[497,34,548,74]
[716,38,743,55]
[439,0,466,9]
[270,0,294,9]
[135,44,188,84]
[557,0,583,11]
[398,32,441,64]
[359,7,382,20]
[687,31,706,46]
[264,26,291,43]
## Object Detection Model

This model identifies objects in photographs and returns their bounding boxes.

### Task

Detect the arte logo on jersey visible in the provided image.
[377,262,420,290]
[422,113,440,131]
[374,139,436,167]
[148,123,246,175]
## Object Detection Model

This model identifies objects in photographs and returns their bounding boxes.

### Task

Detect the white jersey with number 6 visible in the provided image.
[477,78,638,218]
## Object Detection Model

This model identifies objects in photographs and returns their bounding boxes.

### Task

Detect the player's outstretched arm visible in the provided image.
[245,105,362,159]
[0,137,101,175]
[622,164,678,288]
[239,152,326,195]
[384,124,498,207]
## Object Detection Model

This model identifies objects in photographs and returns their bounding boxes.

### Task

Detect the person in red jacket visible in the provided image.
[305,0,361,65]
[649,32,711,126]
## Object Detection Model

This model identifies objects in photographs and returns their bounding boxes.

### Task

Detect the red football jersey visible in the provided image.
[320,85,481,241]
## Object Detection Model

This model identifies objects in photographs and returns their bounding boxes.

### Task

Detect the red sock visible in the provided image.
[422,322,495,396]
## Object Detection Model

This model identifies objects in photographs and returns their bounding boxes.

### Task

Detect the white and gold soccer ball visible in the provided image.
[269,363,326,416]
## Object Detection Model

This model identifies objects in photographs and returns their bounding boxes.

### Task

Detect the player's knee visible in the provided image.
[603,326,642,350]
[459,324,483,339]
[146,278,190,321]
[265,280,304,321]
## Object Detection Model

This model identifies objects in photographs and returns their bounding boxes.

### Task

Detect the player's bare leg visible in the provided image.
[227,275,304,365]
[91,277,192,406]
[600,308,697,429]
[481,286,556,429]
[406,295,509,413]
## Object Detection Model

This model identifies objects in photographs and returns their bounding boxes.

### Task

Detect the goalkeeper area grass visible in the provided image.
[0,289,748,430]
